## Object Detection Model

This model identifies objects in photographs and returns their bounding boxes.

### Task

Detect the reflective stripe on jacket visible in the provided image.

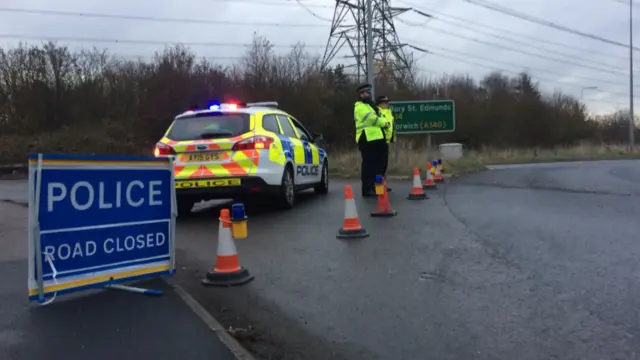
[354,101,387,143]
[380,108,395,143]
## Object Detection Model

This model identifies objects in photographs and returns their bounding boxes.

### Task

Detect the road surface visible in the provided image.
[0,197,241,360]
[3,159,640,359]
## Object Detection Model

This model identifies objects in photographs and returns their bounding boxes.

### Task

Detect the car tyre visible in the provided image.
[276,165,295,210]
[314,160,329,195]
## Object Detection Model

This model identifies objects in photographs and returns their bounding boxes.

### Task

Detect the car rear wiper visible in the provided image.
[199,131,233,139]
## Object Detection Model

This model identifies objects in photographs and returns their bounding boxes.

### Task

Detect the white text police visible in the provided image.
[296,165,319,176]
[47,180,164,212]
[43,232,167,261]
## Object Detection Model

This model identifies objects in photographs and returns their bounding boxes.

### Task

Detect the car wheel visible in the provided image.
[276,165,295,209]
[314,160,329,195]
[177,197,194,217]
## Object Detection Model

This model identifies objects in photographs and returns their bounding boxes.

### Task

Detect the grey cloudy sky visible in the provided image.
[0,0,637,115]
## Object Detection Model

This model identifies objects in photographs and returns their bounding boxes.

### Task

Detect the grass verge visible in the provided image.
[329,143,640,179]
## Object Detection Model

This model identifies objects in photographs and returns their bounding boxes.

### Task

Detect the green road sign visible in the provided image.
[389,100,455,134]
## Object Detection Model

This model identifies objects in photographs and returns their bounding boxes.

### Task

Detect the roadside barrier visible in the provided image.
[202,208,254,287]
[371,175,397,217]
[407,168,428,200]
[423,163,438,190]
[337,185,370,239]
[433,160,445,183]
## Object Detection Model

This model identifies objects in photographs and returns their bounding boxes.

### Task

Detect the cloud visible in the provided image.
[0,0,637,115]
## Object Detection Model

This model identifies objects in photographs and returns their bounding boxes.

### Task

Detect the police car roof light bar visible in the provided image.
[246,101,278,108]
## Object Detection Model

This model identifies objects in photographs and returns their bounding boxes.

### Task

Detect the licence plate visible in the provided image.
[175,178,241,189]
[185,152,223,162]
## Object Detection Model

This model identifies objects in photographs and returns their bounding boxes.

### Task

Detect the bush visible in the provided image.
[0,34,637,165]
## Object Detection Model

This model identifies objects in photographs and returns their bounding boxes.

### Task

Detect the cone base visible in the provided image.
[371,210,397,217]
[336,227,370,239]
[407,193,428,200]
[201,267,255,287]
[423,183,438,190]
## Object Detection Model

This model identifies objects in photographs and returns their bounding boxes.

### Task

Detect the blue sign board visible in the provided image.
[28,154,176,302]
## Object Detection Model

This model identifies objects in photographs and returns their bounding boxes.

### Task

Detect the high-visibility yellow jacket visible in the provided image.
[380,108,395,143]
[354,101,389,143]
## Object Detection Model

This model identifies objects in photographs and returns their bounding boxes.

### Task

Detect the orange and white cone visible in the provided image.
[433,165,445,183]
[202,209,254,287]
[408,168,428,200]
[337,185,369,239]
[371,176,397,217]
[423,163,438,190]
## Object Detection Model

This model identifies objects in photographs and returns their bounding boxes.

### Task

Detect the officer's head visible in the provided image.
[376,95,389,108]
[357,84,372,101]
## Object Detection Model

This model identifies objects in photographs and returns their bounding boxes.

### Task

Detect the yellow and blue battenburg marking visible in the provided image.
[276,135,323,165]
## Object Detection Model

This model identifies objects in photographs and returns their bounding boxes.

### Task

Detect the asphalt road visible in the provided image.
[0,198,239,360]
[3,159,640,360]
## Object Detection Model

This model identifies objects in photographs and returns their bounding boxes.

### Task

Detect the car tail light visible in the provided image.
[232,135,274,151]
[154,142,176,157]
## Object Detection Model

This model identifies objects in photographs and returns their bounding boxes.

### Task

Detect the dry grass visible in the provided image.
[329,143,640,178]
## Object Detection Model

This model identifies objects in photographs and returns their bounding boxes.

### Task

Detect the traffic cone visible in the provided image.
[337,185,370,239]
[423,163,438,190]
[371,175,397,217]
[433,161,445,183]
[408,168,428,200]
[202,209,254,287]
[430,161,437,174]
[437,158,444,173]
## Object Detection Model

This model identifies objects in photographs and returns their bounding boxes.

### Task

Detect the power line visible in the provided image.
[419,51,626,105]
[410,40,632,88]
[6,3,628,70]
[404,13,625,71]
[461,0,637,50]
[0,34,327,48]
[398,1,631,61]
[6,6,629,75]
[408,40,638,98]
[418,26,627,77]
[293,0,332,22]
[209,0,330,8]
[0,7,327,27]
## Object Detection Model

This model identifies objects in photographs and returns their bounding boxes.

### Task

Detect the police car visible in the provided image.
[154,101,329,215]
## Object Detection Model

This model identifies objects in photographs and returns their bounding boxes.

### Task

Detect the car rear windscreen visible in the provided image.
[166,113,251,141]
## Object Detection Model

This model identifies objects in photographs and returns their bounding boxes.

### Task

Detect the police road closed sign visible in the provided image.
[27,154,176,302]
[389,100,455,135]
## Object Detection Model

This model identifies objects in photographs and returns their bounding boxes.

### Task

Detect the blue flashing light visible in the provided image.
[375,175,384,184]
[437,159,442,164]
[432,160,438,166]
[209,105,220,110]
[231,203,246,220]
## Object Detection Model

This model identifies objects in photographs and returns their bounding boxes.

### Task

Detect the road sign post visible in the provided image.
[390,100,456,135]
[27,154,177,304]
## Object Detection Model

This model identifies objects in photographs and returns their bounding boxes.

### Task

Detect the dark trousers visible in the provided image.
[358,134,387,194]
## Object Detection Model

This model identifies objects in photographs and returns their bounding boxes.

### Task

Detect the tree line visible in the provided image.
[0,35,636,164]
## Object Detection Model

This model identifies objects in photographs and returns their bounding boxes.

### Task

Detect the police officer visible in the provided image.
[376,95,395,192]
[354,84,390,197]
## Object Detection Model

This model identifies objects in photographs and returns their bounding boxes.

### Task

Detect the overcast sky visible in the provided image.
[0,0,637,115]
